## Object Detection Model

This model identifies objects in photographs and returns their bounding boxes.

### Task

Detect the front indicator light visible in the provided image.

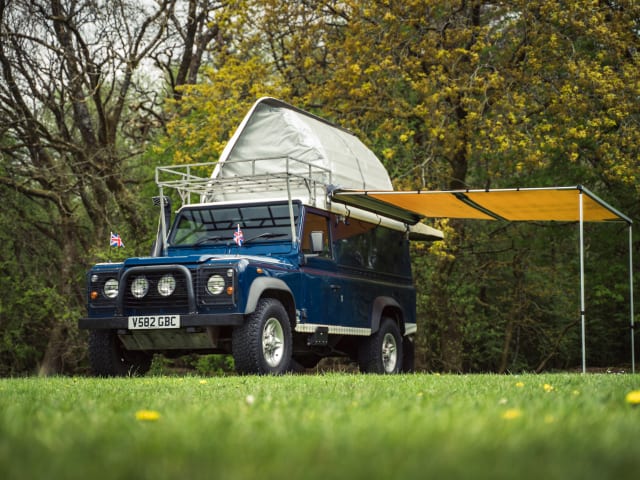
[90,291,99,300]
[226,286,234,296]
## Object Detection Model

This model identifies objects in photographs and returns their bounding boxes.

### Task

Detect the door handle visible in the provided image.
[330,284,342,291]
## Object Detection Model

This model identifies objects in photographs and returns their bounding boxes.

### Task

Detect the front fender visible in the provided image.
[244,277,293,314]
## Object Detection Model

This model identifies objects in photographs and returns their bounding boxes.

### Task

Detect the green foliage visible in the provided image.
[193,354,235,376]
[0,261,81,375]
[1,374,639,479]
[413,219,623,372]
[148,354,235,376]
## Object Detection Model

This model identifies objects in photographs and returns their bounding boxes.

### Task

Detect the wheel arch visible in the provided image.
[245,277,296,325]
[370,296,405,334]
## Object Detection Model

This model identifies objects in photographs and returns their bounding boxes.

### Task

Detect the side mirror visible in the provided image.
[310,231,324,253]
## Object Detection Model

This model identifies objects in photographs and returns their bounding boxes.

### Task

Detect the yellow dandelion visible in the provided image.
[515,381,525,388]
[625,390,640,405]
[502,408,522,420]
[544,414,556,424]
[543,384,554,393]
[135,410,160,422]
[199,379,208,385]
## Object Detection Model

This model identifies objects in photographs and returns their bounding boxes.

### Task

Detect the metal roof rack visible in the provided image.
[155,157,333,207]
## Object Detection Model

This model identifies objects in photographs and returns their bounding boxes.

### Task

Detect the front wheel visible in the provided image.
[358,318,403,374]
[232,298,292,375]
[88,330,152,377]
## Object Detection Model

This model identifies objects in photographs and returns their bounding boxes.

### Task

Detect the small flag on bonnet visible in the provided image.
[233,224,244,246]
[110,232,125,248]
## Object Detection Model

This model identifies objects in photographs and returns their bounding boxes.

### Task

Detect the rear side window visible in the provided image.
[332,216,411,277]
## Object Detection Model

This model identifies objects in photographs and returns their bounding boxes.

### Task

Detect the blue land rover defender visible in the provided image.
[79,98,442,375]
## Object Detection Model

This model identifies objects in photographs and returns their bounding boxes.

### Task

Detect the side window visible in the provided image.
[332,217,375,268]
[332,215,411,276]
[301,211,330,257]
[370,227,411,276]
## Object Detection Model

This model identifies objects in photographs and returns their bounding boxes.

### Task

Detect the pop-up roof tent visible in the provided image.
[332,186,635,373]
[210,96,393,197]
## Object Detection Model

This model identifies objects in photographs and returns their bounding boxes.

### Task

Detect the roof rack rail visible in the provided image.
[155,157,333,207]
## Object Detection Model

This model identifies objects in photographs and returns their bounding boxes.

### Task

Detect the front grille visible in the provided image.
[123,269,193,315]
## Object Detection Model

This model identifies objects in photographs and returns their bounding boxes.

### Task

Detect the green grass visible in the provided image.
[1,373,639,480]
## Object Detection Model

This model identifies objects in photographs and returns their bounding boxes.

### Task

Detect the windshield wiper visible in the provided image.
[243,232,288,244]
[193,235,231,246]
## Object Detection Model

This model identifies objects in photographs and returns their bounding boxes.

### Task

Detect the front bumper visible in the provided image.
[78,313,244,330]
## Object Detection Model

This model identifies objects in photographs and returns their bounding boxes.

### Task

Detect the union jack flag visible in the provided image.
[233,224,244,246]
[110,232,125,248]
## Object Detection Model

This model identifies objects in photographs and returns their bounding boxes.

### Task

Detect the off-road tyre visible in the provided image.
[358,317,403,374]
[232,298,292,375]
[88,330,152,377]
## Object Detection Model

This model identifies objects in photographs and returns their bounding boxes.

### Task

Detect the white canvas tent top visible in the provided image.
[331,186,635,373]
[208,97,393,201]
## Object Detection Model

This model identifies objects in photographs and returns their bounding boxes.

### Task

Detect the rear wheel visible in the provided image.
[232,298,292,375]
[88,330,152,377]
[358,318,403,374]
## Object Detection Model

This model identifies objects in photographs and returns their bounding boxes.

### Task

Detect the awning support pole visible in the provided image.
[629,225,635,373]
[579,191,586,374]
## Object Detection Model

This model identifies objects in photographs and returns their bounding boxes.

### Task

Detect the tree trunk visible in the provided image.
[38,215,76,376]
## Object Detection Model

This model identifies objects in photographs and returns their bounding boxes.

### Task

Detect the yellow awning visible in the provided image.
[332,185,635,374]
[332,186,631,224]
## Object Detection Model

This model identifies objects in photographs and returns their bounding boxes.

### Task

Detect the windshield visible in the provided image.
[169,202,300,247]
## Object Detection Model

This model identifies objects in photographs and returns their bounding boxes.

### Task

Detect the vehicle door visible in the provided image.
[299,209,343,327]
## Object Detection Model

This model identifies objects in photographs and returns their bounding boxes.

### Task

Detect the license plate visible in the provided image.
[128,315,180,330]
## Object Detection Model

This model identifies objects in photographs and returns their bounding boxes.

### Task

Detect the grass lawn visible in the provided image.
[1,373,639,480]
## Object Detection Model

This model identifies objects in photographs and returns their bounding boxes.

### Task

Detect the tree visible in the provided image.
[0,0,230,374]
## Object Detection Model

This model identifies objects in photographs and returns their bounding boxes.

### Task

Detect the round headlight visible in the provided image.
[131,276,149,298]
[103,278,119,299]
[157,274,176,297]
[206,274,225,295]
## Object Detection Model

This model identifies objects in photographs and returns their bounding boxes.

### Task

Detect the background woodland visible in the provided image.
[1,0,638,375]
